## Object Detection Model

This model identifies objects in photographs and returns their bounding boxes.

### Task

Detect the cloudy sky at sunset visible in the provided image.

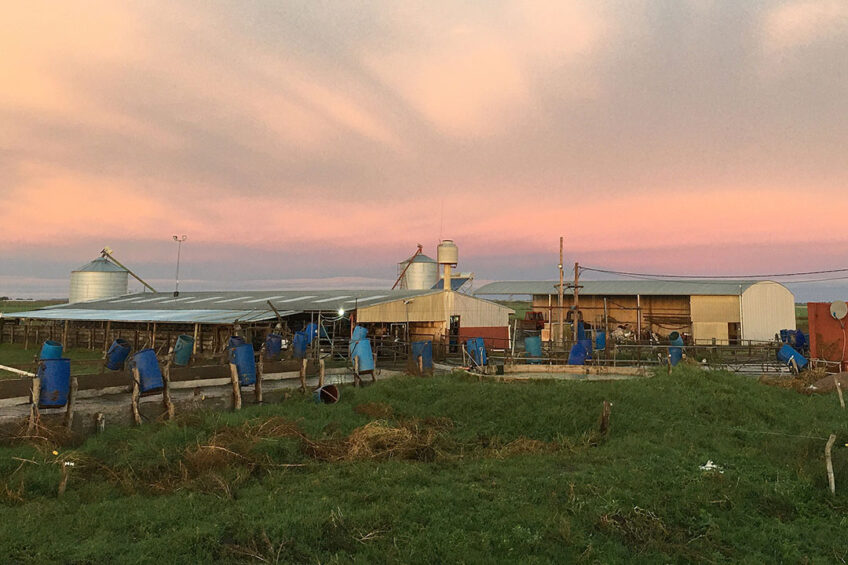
[1,0,847,300]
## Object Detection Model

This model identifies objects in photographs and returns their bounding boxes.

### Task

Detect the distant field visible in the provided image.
[0,344,104,377]
[0,300,65,314]
[496,300,531,322]
[796,304,808,333]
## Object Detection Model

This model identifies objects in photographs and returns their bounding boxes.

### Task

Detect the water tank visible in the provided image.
[69,257,129,303]
[437,239,458,265]
[397,254,439,290]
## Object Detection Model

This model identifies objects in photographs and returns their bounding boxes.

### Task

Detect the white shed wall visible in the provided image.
[740,282,795,342]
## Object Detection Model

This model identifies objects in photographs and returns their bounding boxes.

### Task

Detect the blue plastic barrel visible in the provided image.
[132,349,164,394]
[265,333,283,358]
[794,329,807,350]
[595,331,606,351]
[465,337,487,366]
[305,323,319,345]
[37,358,71,407]
[524,336,542,364]
[293,331,308,359]
[105,339,131,370]
[669,347,683,366]
[313,384,340,404]
[173,335,194,366]
[568,343,587,365]
[412,340,434,369]
[777,344,808,370]
[39,340,63,360]
[578,339,593,360]
[669,332,684,347]
[352,338,375,372]
[230,343,256,386]
[779,329,790,344]
[576,321,586,341]
[227,336,246,351]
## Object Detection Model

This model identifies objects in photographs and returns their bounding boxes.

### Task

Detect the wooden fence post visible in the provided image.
[27,377,41,434]
[130,367,142,425]
[826,433,837,496]
[256,344,264,404]
[63,377,78,430]
[300,358,308,392]
[162,349,175,420]
[230,363,242,411]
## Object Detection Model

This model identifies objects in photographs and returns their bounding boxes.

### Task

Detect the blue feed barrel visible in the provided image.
[105,339,132,370]
[412,340,434,369]
[568,343,587,365]
[524,336,542,364]
[595,331,606,351]
[132,349,164,393]
[37,358,71,407]
[313,384,340,404]
[227,336,246,351]
[669,332,684,347]
[465,337,487,366]
[39,340,63,360]
[230,343,256,386]
[265,333,283,358]
[352,338,375,372]
[669,347,683,366]
[305,323,319,345]
[578,339,593,359]
[173,335,194,366]
[293,331,308,359]
[777,344,808,370]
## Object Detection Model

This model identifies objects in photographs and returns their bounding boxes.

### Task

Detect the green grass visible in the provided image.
[796,304,808,333]
[2,368,848,563]
[0,344,104,377]
[0,300,65,314]
[497,300,532,322]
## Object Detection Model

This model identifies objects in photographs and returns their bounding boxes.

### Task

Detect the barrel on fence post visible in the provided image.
[265,333,283,358]
[131,348,164,394]
[37,358,71,407]
[227,336,246,351]
[777,344,808,370]
[172,334,195,366]
[568,343,587,365]
[412,340,434,370]
[313,384,340,404]
[668,331,684,367]
[230,343,257,386]
[105,339,132,370]
[524,336,542,364]
[39,340,63,360]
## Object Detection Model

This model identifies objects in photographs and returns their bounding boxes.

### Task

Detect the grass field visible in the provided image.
[1,367,847,562]
[0,300,65,314]
[0,344,104,377]
[796,304,809,333]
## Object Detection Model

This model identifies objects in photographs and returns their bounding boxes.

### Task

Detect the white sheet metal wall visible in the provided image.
[740,282,796,341]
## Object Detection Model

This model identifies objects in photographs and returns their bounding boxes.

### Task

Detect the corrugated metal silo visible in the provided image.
[69,257,129,303]
[397,254,439,290]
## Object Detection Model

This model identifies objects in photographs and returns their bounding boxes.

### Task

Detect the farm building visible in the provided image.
[475,280,795,344]
[0,289,512,354]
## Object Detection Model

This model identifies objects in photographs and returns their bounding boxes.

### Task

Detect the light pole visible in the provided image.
[172,235,187,297]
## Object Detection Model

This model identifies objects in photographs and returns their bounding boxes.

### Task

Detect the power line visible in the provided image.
[580,266,848,280]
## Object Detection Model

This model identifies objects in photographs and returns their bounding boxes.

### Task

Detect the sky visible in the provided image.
[1,0,847,301]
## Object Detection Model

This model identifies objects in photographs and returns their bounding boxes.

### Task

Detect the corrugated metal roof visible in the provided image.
[73,257,127,273]
[4,289,443,323]
[474,280,773,296]
[408,254,436,263]
[3,309,286,324]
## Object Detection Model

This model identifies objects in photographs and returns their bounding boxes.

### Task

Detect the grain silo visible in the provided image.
[397,253,439,290]
[69,257,129,303]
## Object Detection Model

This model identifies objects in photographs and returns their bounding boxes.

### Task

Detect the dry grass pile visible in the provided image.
[305,420,441,462]
[759,367,829,393]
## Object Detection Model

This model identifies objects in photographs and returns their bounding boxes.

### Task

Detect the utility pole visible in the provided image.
[573,262,580,336]
[172,235,187,297]
[558,237,564,348]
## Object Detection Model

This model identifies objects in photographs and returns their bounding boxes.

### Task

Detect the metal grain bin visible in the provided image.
[397,254,439,290]
[69,257,129,303]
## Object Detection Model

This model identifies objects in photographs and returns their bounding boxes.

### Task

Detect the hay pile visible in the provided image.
[759,367,829,394]
[305,420,440,462]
